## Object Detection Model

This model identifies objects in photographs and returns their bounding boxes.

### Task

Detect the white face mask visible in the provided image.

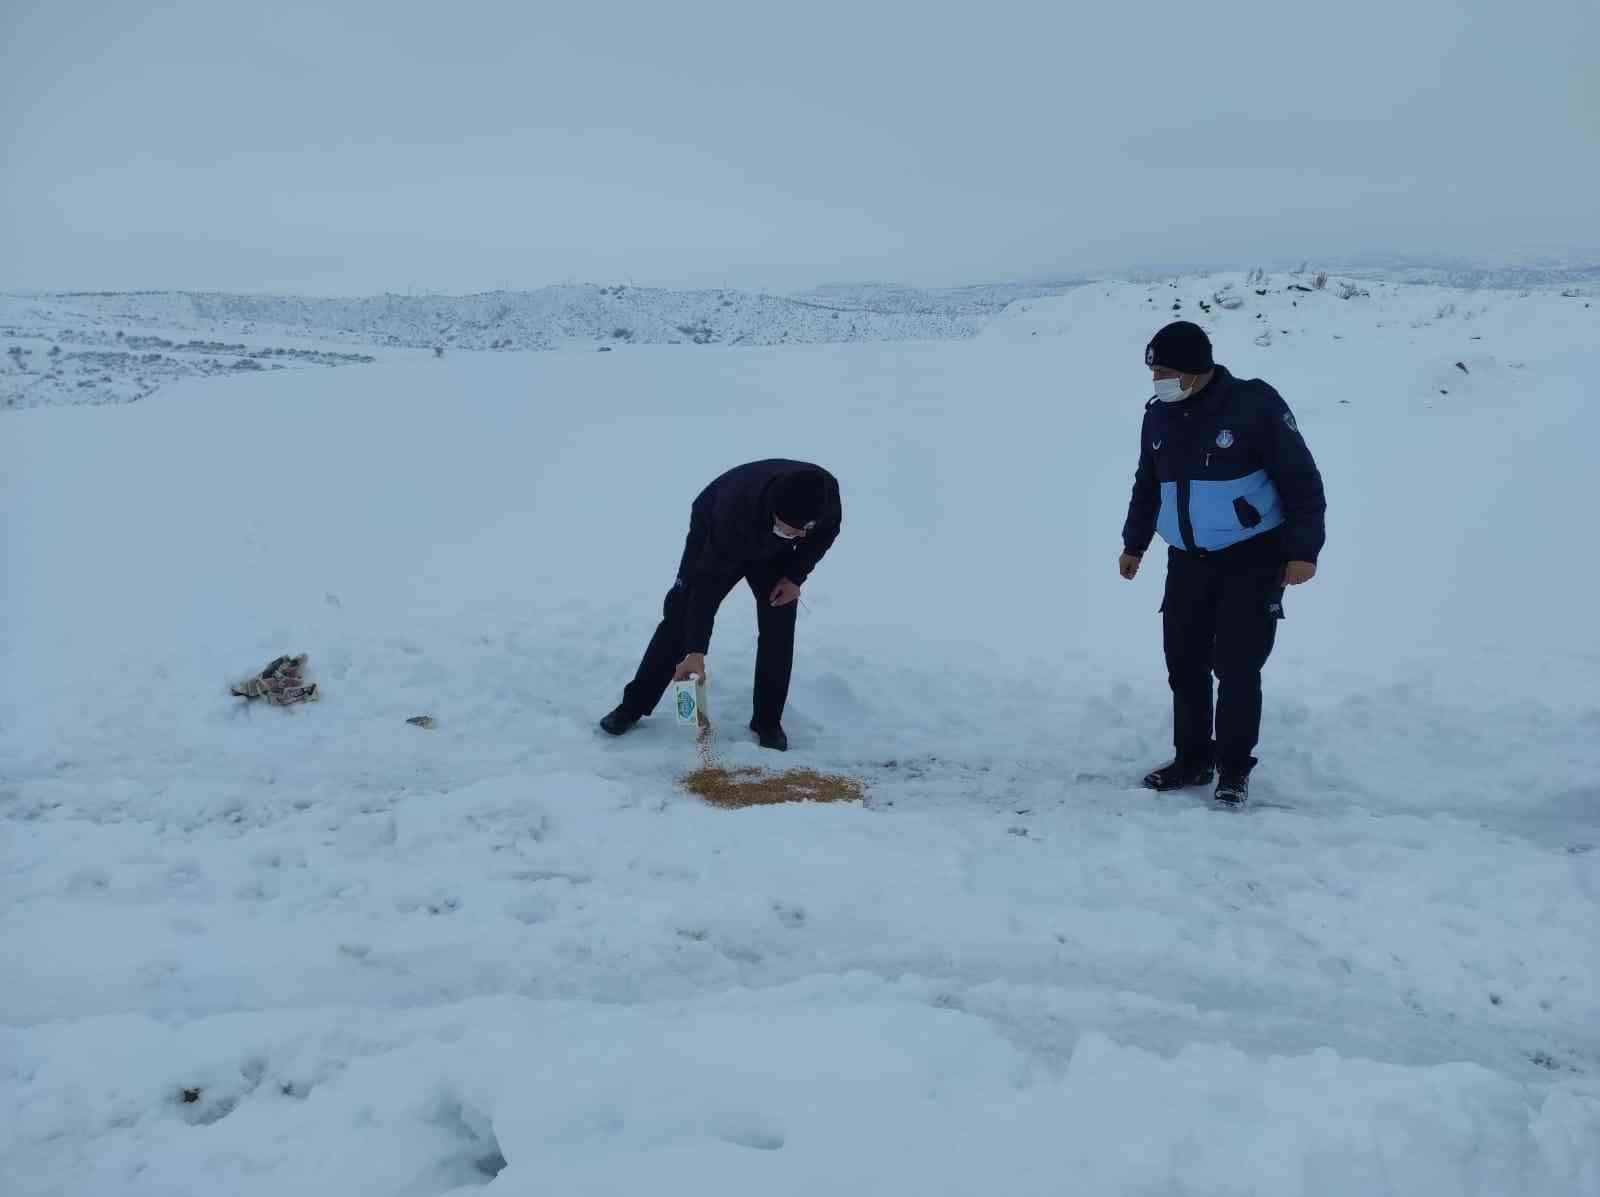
[773,522,803,540]
[1152,376,1190,403]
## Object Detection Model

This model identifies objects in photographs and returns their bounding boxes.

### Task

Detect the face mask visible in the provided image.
[773,523,803,540]
[1152,376,1189,403]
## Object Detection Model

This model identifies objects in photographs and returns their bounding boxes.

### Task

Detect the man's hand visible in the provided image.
[769,579,802,607]
[673,653,706,682]
[1118,552,1143,580]
[1283,560,1317,586]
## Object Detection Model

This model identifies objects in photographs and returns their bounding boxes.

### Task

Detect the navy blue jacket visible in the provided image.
[679,459,843,654]
[1122,366,1326,563]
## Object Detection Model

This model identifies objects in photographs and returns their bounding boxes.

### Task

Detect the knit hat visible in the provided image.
[1145,321,1214,374]
[771,470,827,528]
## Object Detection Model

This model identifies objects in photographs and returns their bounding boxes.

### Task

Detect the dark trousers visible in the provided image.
[621,563,797,728]
[1162,542,1285,774]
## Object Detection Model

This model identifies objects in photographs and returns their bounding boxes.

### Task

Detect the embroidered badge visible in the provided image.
[1283,411,1298,432]
[1215,429,1235,448]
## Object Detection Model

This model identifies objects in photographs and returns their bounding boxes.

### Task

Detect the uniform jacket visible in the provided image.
[1122,366,1325,563]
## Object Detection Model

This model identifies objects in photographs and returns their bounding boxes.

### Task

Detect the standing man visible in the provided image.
[600,460,842,751]
[1119,322,1326,804]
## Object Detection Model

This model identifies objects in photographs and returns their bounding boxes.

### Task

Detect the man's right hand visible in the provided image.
[1118,552,1143,580]
[673,653,706,682]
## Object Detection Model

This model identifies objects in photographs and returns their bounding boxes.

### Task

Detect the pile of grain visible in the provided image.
[681,763,865,808]
[679,711,863,808]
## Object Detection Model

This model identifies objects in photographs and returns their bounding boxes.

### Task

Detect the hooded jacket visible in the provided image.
[678,459,843,653]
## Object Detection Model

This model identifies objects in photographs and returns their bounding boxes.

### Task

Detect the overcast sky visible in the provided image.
[3,0,1595,295]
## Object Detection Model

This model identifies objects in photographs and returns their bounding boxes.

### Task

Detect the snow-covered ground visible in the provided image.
[3,273,1597,1195]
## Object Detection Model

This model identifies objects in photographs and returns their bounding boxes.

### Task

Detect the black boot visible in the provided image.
[750,720,788,752]
[1214,764,1253,805]
[599,706,641,736]
[1142,758,1215,791]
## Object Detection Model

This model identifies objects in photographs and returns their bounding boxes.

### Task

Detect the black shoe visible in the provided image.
[599,706,640,736]
[1214,772,1250,805]
[750,720,788,752]
[1142,758,1215,791]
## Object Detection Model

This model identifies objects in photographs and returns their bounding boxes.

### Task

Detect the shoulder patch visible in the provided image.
[1283,410,1298,433]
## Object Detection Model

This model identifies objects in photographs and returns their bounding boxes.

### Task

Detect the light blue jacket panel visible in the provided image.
[1156,469,1285,551]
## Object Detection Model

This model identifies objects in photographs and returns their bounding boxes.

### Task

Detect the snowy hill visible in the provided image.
[3,274,1598,1195]
[8,269,1591,412]
[0,279,1089,409]
[1331,253,1600,291]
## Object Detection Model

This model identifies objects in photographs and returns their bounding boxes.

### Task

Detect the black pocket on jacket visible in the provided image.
[1233,497,1262,528]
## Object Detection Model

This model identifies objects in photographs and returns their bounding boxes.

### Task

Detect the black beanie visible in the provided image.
[771,470,827,528]
[1145,321,1214,374]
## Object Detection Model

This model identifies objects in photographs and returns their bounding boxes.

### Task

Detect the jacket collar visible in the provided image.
[1188,364,1231,405]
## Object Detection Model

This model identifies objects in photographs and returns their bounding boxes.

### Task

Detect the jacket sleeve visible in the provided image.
[1259,387,1327,563]
[1121,415,1159,555]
